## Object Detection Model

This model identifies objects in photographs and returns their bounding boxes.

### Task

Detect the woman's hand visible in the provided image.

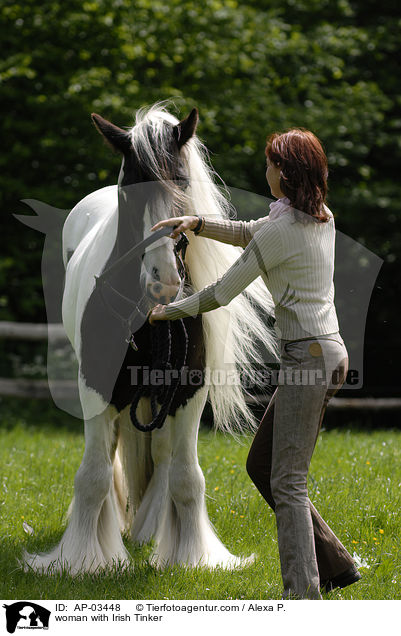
[151,215,199,239]
[148,304,169,325]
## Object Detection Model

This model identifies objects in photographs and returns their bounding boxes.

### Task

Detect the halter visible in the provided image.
[95,225,189,350]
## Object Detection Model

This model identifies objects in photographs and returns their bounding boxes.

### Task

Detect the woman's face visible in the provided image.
[266,157,284,199]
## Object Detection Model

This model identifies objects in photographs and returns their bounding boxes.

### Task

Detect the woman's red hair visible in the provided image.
[265,128,329,223]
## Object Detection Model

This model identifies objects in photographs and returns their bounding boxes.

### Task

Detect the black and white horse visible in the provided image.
[24,104,277,574]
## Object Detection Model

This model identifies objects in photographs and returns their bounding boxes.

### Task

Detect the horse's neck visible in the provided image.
[116,213,135,256]
[116,195,142,257]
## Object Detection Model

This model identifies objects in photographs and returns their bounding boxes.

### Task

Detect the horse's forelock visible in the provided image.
[127,106,190,209]
[128,104,235,228]
[130,108,176,174]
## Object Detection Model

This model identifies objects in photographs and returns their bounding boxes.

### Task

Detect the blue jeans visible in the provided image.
[247,332,354,599]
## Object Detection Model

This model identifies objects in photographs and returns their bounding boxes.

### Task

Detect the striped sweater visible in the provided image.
[163,198,339,339]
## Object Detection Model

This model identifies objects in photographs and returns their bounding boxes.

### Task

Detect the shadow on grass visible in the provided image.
[247,402,401,432]
[0,396,83,434]
[1,528,280,600]
[3,394,400,435]
[0,531,164,600]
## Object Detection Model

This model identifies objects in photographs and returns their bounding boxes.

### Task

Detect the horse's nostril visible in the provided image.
[153,283,162,294]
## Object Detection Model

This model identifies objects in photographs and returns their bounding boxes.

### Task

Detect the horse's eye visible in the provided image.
[152,266,160,281]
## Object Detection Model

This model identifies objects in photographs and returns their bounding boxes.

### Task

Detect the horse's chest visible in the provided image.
[108,314,206,416]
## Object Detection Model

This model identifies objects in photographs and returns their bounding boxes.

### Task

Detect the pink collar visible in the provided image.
[268,197,291,220]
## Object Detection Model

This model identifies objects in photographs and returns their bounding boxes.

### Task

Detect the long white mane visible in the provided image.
[130,104,278,433]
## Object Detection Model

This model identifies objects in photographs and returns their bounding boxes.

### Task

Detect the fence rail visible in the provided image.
[0,377,76,400]
[0,321,67,342]
[247,394,401,409]
[1,321,401,409]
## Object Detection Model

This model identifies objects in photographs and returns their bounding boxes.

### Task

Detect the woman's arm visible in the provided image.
[199,216,269,247]
[149,220,283,323]
[150,214,270,247]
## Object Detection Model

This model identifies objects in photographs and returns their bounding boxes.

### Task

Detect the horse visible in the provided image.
[23,103,277,575]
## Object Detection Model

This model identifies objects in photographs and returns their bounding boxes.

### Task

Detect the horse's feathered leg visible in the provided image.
[150,386,252,569]
[23,407,130,574]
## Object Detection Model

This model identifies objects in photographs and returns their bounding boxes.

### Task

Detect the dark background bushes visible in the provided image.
[1,0,400,397]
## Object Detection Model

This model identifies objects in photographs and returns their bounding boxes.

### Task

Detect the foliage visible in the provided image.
[0,0,400,392]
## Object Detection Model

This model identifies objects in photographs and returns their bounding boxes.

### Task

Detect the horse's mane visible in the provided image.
[129,103,279,434]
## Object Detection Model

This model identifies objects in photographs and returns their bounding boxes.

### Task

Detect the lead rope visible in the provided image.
[129,318,189,432]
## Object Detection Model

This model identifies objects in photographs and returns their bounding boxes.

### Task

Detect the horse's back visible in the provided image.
[62,185,118,266]
[61,185,118,354]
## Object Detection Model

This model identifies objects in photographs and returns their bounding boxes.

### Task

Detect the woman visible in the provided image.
[149,128,361,599]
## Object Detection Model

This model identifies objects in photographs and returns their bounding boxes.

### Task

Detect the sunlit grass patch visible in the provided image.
[1,401,400,600]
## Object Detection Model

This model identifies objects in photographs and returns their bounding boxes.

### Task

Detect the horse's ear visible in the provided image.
[173,108,199,150]
[91,113,131,154]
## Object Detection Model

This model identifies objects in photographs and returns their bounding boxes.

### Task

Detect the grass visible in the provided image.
[0,397,400,600]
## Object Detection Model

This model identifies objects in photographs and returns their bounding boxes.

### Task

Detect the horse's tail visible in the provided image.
[185,230,279,435]
[114,403,153,533]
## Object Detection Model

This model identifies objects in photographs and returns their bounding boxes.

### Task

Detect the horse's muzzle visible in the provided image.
[147,281,181,305]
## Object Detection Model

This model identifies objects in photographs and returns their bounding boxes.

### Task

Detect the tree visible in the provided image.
[1,0,400,393]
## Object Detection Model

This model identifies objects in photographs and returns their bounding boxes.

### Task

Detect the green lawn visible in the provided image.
[1,398,400,600]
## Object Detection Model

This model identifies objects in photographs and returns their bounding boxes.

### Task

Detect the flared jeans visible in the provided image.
[247,332,355,599]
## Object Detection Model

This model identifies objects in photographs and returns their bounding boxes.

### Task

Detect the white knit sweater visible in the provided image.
[164,198,339,339]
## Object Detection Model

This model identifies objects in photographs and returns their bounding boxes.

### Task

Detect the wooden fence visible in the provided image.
[1,321,401,410]
[0,321,70,399]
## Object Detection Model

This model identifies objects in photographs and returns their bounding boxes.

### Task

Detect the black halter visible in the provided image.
[94,225,189,350]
